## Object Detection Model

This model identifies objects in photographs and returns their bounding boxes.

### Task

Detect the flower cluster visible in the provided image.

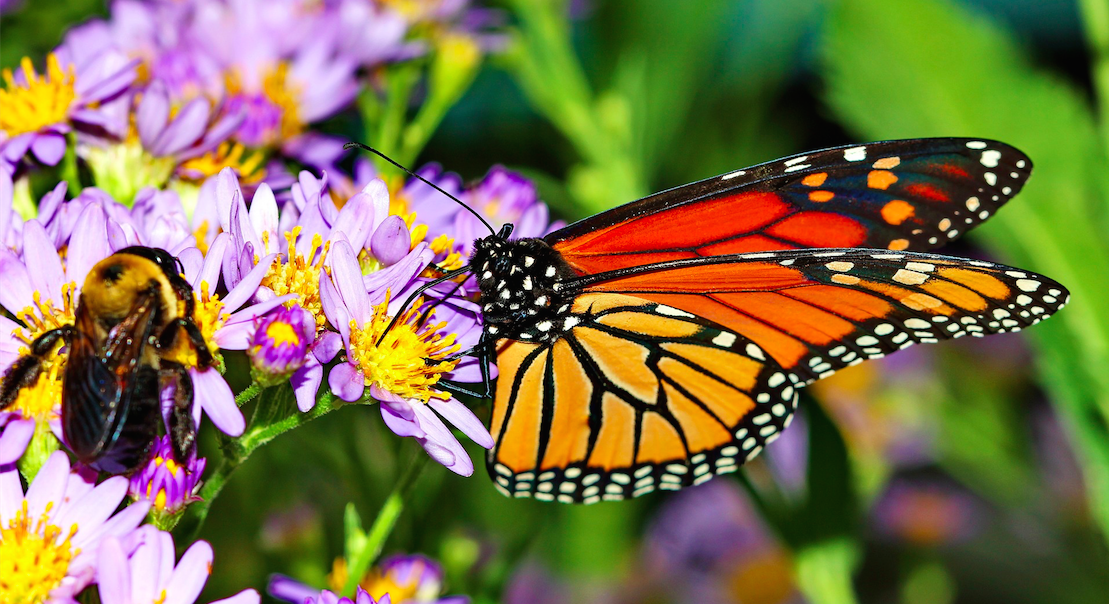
[0,1,571,601]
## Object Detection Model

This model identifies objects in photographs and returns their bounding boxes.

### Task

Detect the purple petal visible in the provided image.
[211,590,261,604]
[152,97,209,156]
[410,402,470,475]
[162,540,213,604]
[0,418,34,465]
[66,203,110,286]
[61,476,129,548]
[21,220,65,305]
[330,190,375,252]
[25,451,70,518]
[31,132,67,166]
[0,250,33,313]
[95,537,131,604]
[249,184,279,250]
[291,359,322,412]
[328,362,365,402]
[0,463,23,524]
[195,232,229,290]
[192,368,244,436]
[268,575,321,604]
[370,215,410,266]
[328,240,369,325]
[313,331,343,363]
[177,247,204,283]
[221,253,278,312]
[137,80,170,149]
[379,398,421,437]
[319,270,351,343]
[429,397,494,449]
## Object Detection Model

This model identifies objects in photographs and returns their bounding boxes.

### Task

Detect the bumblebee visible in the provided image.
[0,246,212,474]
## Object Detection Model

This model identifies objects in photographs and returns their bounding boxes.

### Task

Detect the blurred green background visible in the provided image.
[5,1,1109,603]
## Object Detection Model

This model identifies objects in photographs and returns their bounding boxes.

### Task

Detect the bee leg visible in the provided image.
[0,326,73,410]
[160,360,197,463]
[157,319,214,369]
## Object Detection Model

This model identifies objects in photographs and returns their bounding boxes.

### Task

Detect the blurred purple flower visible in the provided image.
[96,525,259,604]
[269,554,467,604]
[0,451,151,603]
[871,478,984,547]
[127,434,206,516]
[642,480,803,604]
[454,166,563,255]
[1,50,137,168]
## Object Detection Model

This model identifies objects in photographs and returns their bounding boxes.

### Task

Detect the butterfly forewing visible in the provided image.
[548,139,1030,274]
[489,293,798,503]
[571,249,1069,384]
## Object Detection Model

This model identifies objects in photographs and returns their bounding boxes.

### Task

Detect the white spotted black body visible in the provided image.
[470,235,580,343]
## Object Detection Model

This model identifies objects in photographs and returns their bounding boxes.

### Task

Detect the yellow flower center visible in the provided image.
[224,62,303,145]
[427,233,465,272]
[178,142,266,184]
[326,558,432,604]
[261,227,329,333]
[163,282,225,369]
[8,286,77,420]
[265,320,301,347]
[347,298,460,403]
[0,501,80,604]
[82,135,177,205]
[144,455,183,510]
[0,54,76,137]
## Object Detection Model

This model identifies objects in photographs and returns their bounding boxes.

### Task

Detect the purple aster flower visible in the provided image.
[249,303,316,384]
[872,478,984,547]
[127,435,206,519]
[454,167,563,253]
[0,451,151,603]
[268,554,467,604]
[0,49,138,168]
[0,214,113,462]
[96,525,260,604]
[321,239,493,476]
[640,480,802,604]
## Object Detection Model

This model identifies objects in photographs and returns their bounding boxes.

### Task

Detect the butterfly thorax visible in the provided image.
[470,236,580,344]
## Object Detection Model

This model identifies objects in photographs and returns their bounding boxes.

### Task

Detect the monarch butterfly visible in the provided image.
[353,138,1068,504]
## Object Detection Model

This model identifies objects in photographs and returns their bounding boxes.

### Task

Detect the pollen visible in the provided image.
[225,63,303,145]
[0,54,76,137]
[261,227,330,333]
[179,141,266,184]
[0,501,80,604]
[8,285,77,419]
[164,282,225,369]
[346,297,461,403]
[265,320,301,347]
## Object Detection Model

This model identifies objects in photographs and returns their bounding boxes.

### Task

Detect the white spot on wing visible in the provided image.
[844,146,867,161]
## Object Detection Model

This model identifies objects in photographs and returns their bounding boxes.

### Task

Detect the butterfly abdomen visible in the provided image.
[471,236,580,343]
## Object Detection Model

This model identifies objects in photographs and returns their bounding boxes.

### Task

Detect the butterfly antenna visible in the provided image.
[344,142,497,236]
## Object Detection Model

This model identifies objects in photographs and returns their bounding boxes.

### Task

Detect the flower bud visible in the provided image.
[249,304,315,385]
[128,435,206,529]
[370,214,411,266]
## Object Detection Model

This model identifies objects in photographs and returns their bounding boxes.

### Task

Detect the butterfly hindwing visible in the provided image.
[571,249,1069,383]
[488,293,798,503]
[547,139,1031,274]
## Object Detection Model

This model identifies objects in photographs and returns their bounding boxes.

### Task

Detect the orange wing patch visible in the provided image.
[577,249,1068,384]
[488,293,797,504]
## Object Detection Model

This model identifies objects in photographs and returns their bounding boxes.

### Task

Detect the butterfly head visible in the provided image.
[470,233,579,343]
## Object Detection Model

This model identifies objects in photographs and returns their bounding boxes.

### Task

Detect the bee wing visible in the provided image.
[63,291,160,470]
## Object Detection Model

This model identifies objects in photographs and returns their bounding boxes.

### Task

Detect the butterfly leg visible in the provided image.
[0,326,73,410]
[159,360,197,463]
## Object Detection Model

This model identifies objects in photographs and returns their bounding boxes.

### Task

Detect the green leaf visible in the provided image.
[822,0,1109,543]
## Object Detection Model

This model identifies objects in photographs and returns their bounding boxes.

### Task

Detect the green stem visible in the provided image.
[1079,0,1109,153]
[342,453,429,597]
[181,388,338,539]
[793,539,861,604]
[60,131,81,193]
[235,381,263,406]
